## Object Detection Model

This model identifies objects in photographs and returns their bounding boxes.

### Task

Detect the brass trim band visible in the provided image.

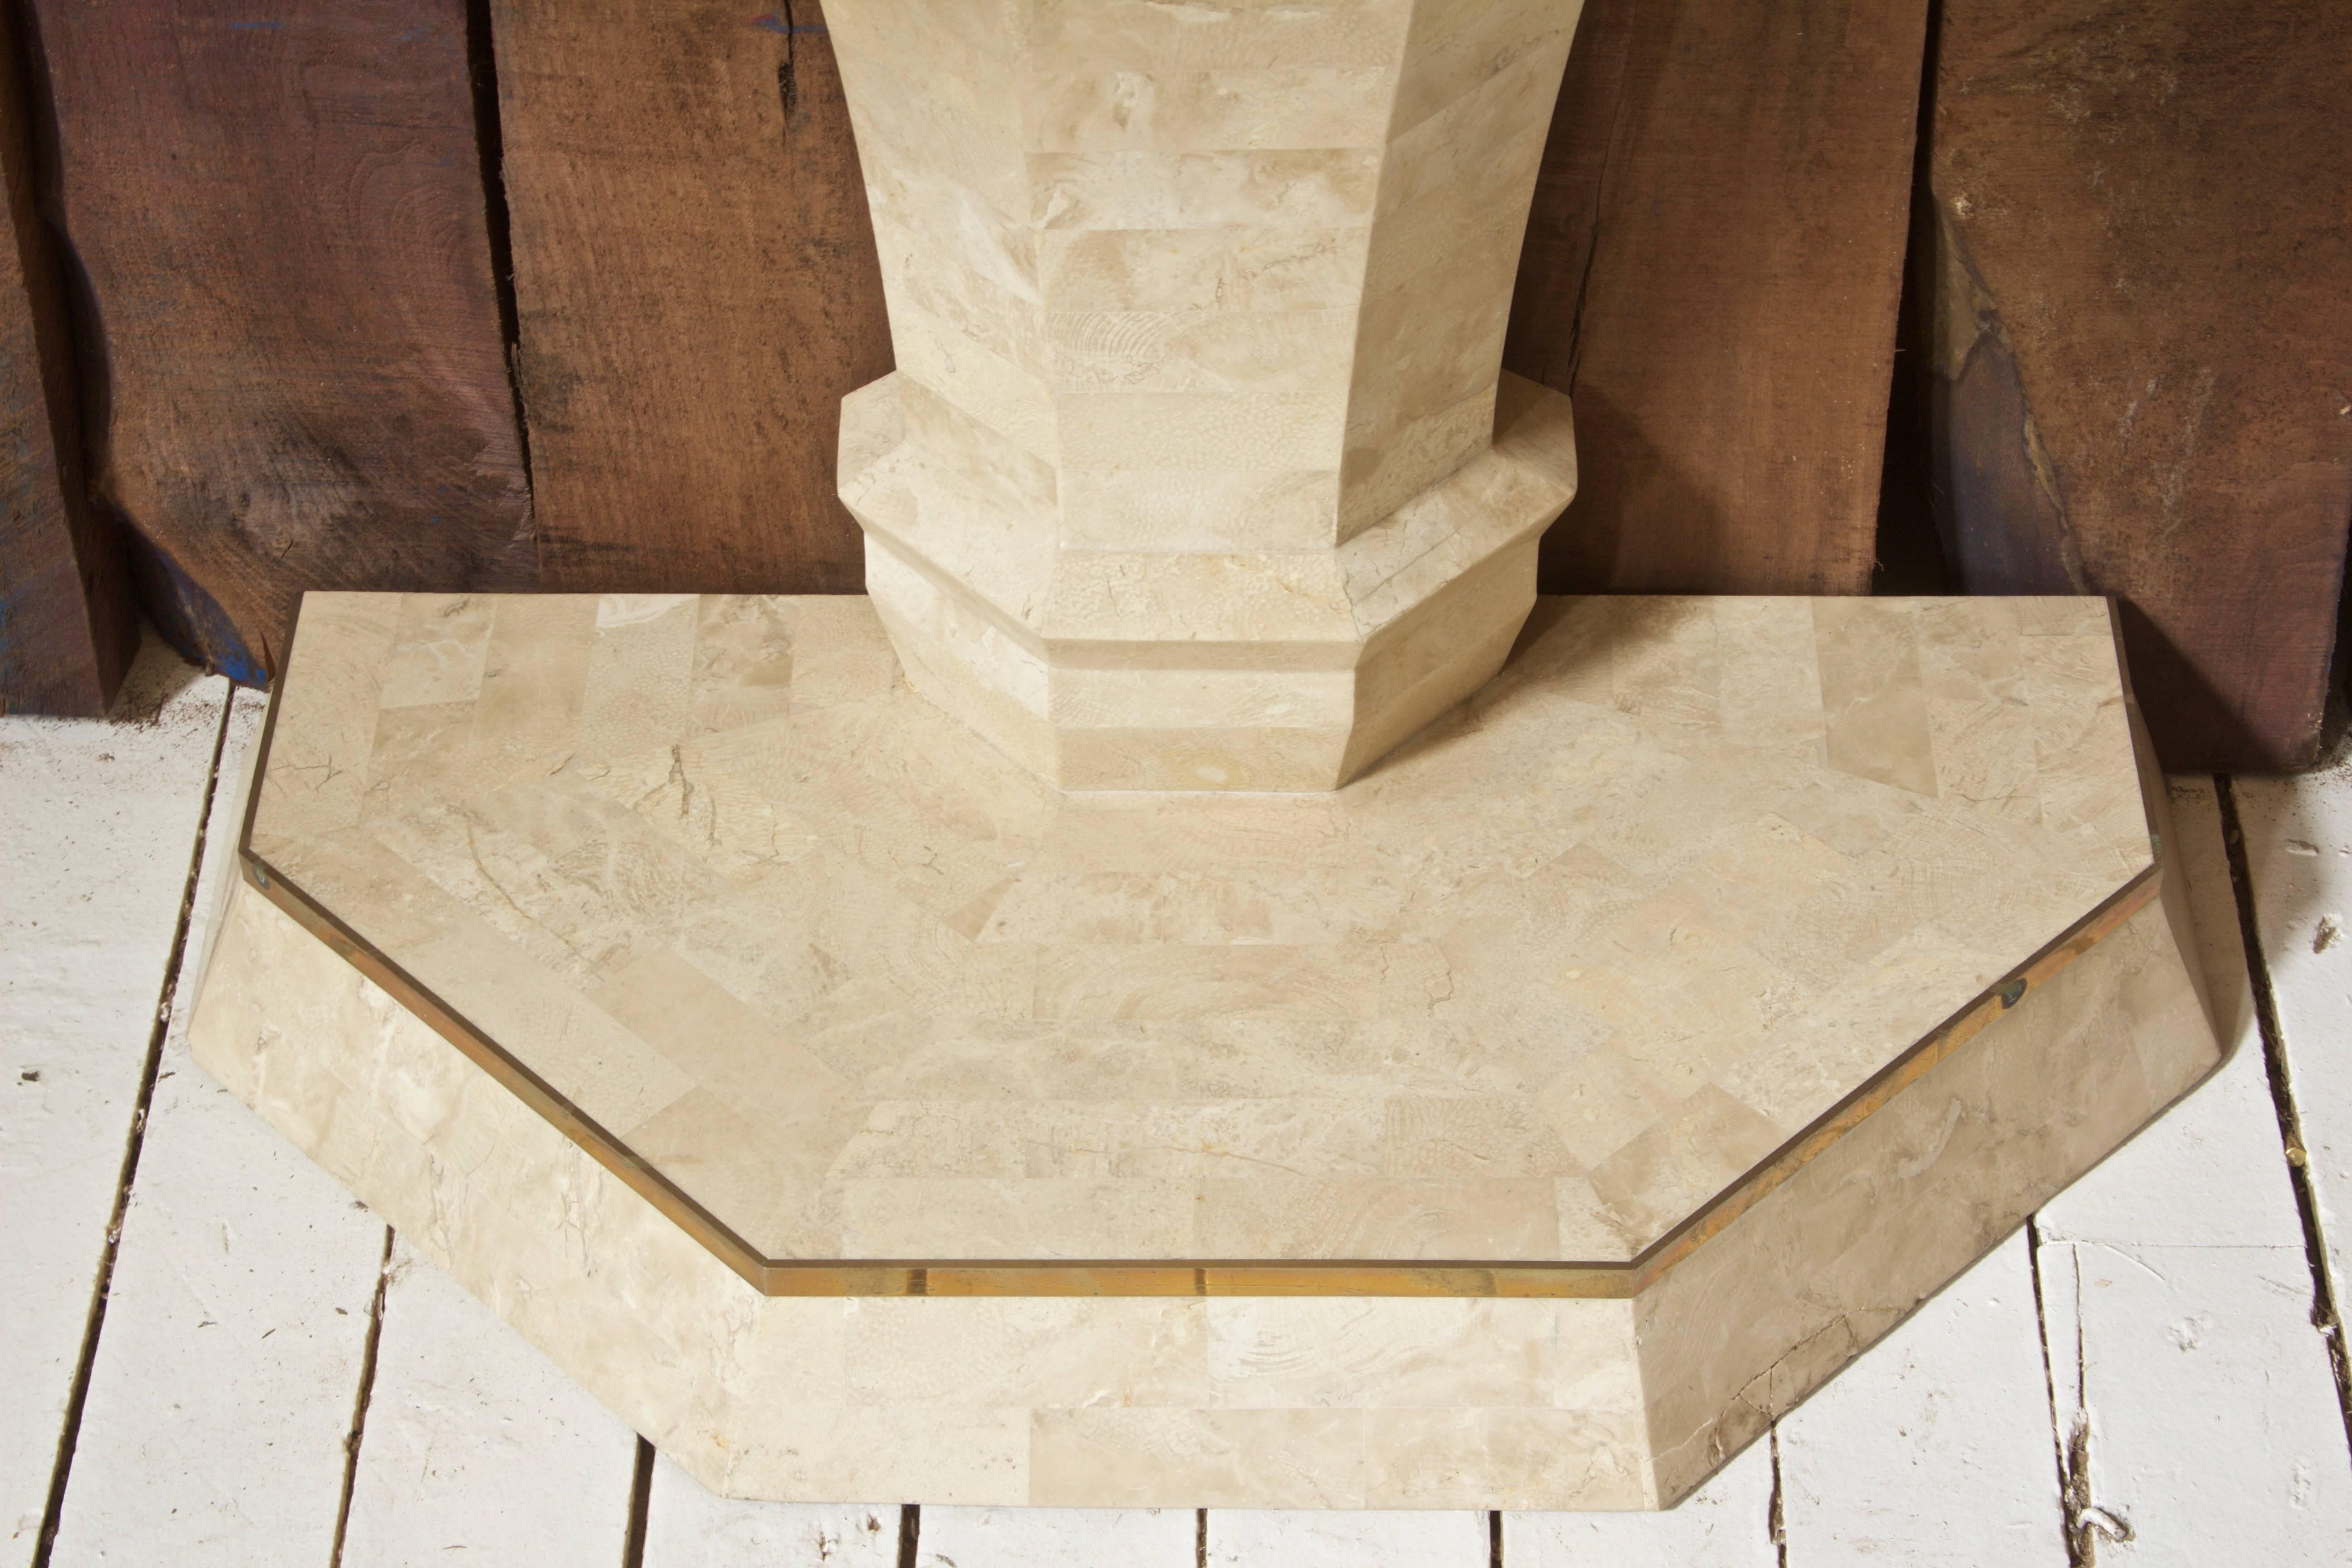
[237,606,2165,1299]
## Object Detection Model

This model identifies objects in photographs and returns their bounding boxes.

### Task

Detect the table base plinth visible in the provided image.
[190,591,2218,1508]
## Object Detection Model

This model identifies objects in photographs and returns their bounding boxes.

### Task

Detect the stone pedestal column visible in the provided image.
[181,6,2221,1518]
[828,0,1585,790]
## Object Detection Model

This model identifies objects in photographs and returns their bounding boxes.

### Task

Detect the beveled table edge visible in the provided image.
[236,592,2164,1299]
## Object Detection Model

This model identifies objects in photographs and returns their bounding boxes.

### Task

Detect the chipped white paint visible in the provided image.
[1504,1444,1774,1567]
[336,1237,638,1568]
[0,637,226,1553]
[1777,1234,2067,1566]
[2032,776,2352,1564]
[2039,1242,2352,1564]
[919,1506,1195,1568]
[1208,1510,1488,1567]
[2233,767,2352,1308]
[48,690,388,1568]
[643,1455,899,1568]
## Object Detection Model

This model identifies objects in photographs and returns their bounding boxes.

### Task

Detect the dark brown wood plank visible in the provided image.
[0,0,131,715]
[1506,0,1931,595]
[493,0,889,594]
[1926,0,2352,772]
[29,0,533,680]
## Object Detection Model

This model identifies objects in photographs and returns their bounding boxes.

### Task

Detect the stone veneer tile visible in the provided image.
[1202,1298,1563,1409]
[190,587,2215,1509]
[1028,1408,1372,1508]
[243,593,2162,1267]
[1813,598,1940,796]
[188,867,2213,1507]
[827,0,1588,789]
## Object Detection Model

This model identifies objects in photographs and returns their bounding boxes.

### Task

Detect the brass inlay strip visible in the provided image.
[236,604,2164,1300]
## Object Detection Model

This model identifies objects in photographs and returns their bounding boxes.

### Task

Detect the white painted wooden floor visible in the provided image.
[9,633,2352,1566]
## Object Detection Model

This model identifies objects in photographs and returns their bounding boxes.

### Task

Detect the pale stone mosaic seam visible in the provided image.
[186,842,2215,1507]
[827,0,1589,788]
[247,592,2153,1267]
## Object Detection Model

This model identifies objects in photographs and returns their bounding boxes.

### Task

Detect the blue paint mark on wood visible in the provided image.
[134,540,271,687]
[763,4,821,123]
[226,20,284,30]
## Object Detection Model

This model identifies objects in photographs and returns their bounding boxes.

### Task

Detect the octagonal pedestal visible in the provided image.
[843,371,1576,792]
[826,0,1588,790]
[190,590,2219,1509]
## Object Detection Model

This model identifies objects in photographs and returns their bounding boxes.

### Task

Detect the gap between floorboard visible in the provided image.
[328,1225,397,1568]
[2218,774,2352,1455]
[1766,1426,1788,1568]
[620,1437,655,1567]
[29,693,232,1568]
[2022,1212,2090,1567]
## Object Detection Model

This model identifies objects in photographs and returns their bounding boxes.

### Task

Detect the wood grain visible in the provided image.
[1505,0,1931,596]
[493,0,890,594]
[0,0,131,715]
[643,1455,897,1568]
[29,0,533,680]
[2237,769,2352,1318]
[42,690,390,1568]
[1776,1237,2068,1567]
[1924,0,2352,772]
[0,642,229,1550]
[2034,785,2352,1560]
[338,1237,639,1568]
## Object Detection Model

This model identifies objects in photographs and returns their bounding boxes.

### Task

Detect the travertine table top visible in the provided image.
[247,592,2154,1278]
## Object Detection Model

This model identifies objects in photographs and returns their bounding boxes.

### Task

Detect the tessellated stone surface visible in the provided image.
[238,592,2176,1268]
[827,1,1586,789]
[188,588,2220,1506]
[191,817,2214,1508]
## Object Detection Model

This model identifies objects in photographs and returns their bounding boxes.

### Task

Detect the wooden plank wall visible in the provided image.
[2,0,2347,770]
[493,0,889,595]
[1504,0,1931,597]
[1924,0,2352,772]
[25,0,532,680]
[0,0,131,714]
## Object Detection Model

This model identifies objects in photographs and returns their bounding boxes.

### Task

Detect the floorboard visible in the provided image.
[46,691,387,1567]
[1208,1509,1490,1567]
[641,1454,899,1568]
[2232,770,2352,1319]
[1776,1235,2068,1567]
[2029,776,2352,1563]
[334,1236,638,1567]
[1502,1445,1775,1566]
[2039,1241,2352,1563]
[917,1505,1197,1568]
[0,637,225,1560]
